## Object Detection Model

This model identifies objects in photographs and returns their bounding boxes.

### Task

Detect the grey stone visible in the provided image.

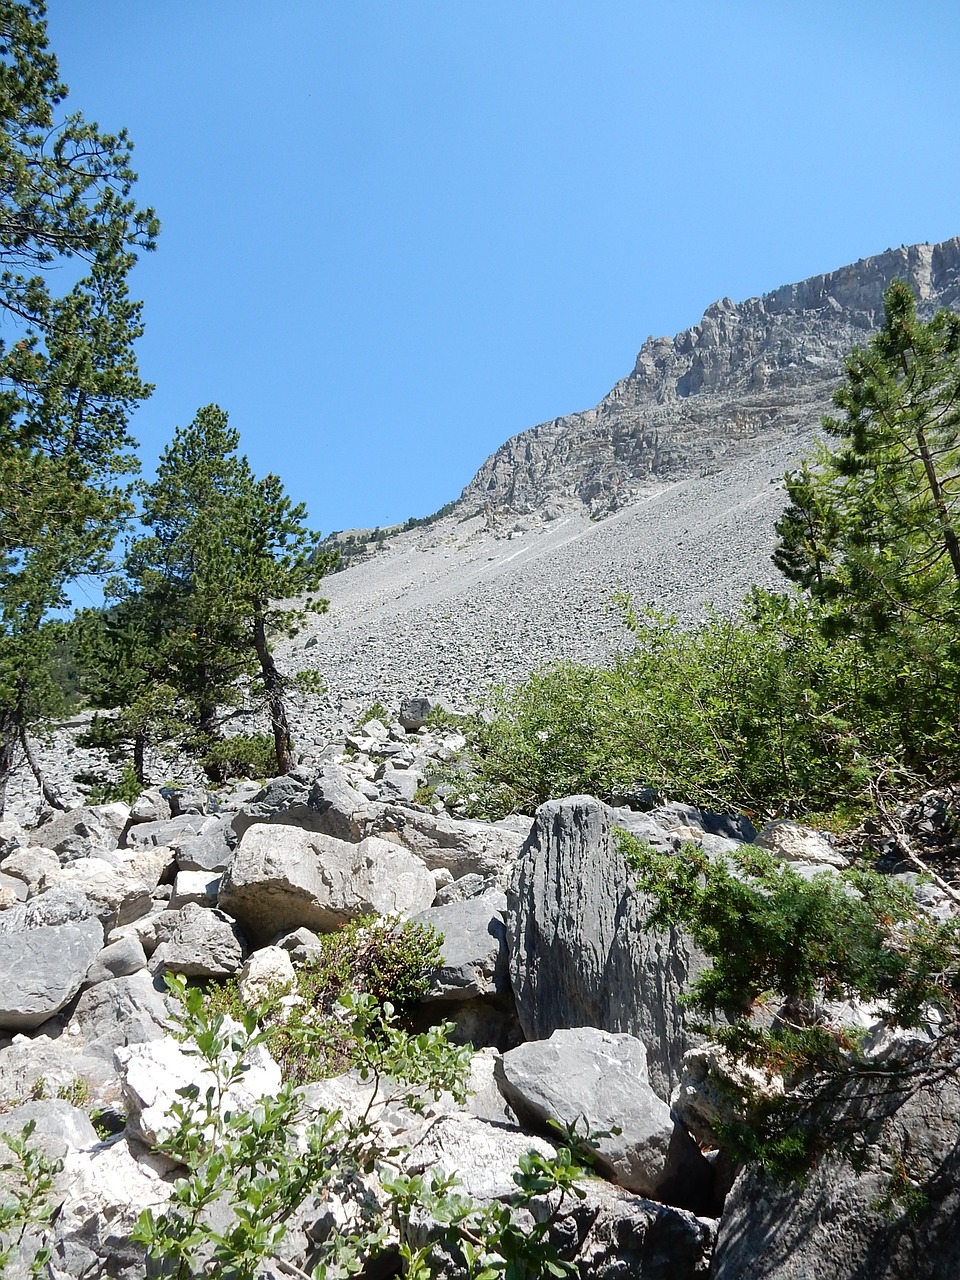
[399,696,432,730]
[219,823,435,946]
[64,971,170,1059]
[507,796,707,1101]
[83,935,148,986]
[496,1028,712,1207]
[0,817,27,857]
[0,846,62,897]
[368,805,525,883]
[712,1045,960,1280]
[0,884,99,935]
[149,901,247,977]
[0,872,27,903]
[55,858,153,929]
[122,813,207,851]
[0,1098,99,1157]
[168,869,221,910]
[754,818,847,868]
[0,917,104,1030]
[128,787,172,825]
[415,891,509,1000]
[175,815,236,872]
[27,805,124,860]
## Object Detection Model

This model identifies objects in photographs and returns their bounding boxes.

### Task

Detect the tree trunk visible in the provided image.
[0,707,17,818]
[133,730,146,786]
[253,612,293,775]
[18,725,67,811]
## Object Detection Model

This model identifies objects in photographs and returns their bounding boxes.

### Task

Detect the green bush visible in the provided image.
[202,732,277,782]
[464,591,939,823]
[207,916,444,1085]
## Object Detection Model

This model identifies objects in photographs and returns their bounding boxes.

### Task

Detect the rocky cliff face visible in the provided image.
[460,238,960,518]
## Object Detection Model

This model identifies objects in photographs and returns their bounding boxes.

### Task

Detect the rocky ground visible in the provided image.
[280,431,803,750]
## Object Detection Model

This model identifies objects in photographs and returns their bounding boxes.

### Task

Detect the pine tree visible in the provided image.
[776,281,960,630]
[110,405,335,782]
[774,281,960,766]
[0,1,158,811]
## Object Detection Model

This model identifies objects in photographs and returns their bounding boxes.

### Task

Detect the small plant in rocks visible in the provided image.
[207,916,444,1085]
[0,1121,62,1277]
[133,976,585,1279]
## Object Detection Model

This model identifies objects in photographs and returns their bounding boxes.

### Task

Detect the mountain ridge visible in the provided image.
[459,237,960,519]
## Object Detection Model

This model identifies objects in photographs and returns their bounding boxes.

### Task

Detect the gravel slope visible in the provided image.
[281,430,807,745]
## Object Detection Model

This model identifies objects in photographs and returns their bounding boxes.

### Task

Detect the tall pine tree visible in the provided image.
[0,1,158,811]
[107,405,334,783]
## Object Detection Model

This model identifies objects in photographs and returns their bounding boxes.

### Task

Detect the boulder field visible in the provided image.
[1,712,957,1278]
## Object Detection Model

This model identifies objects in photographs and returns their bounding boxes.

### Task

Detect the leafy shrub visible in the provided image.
[134,977,585,1279]
[207,916,444,1085]
[202,732,277,782]
[464,591,925,822]
[619,830,960,1177]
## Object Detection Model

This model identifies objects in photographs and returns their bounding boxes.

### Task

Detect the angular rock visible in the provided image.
[399,696,432,730]
[63,971,171,1059]
[404,1111,558,1201]
[754,819,847,868]
[219,823,435,946]
[83,935,149,986]
[116,1030,281,1147]
[28,805,124,860]
[0,916,104,1030]
[415,890,509,1000]
[128,787,172,825]
[238,945,296,1006]
[507,796,707,1101]
[0,817,27,857]
[231,766,371,844]
[496,1027,712,1207]
[175,815,235,872]
[0,1035,119,1111]
[1,845,62,898]
[671,1041,784,1151]
[148,901,247,977]
[51,1134,176,1278]
[368,805,525,883]
[57,858,153,929]
[168,869,221,910]
[539,1179,717,1280]
[122,813,207,851]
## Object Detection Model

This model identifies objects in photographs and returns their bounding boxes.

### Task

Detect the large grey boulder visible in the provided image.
[175,815,236,872]
[507,796,706,1101]
[28,804,128,860]
[148,902,247,978]
[414,890,509,1000]
[0,916,104,1030]
[83,935,149,987]
[230,767,370,843]
[368,805,526,883]
[711,1046,960,1279]
[218,823,435,946]
[0,845,61,897]
[495,1028,712,1208]
[62,972,170,1059]
[122,813,208,851]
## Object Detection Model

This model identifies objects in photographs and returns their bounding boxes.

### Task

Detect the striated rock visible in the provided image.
[507,796,706,1101]
[0,917,104,1030]
[670,1041,784,1150]
[496,1028,712,1207]
[219,823,435,945]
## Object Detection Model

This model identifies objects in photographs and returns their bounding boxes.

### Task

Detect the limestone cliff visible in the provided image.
[460,238,960,517]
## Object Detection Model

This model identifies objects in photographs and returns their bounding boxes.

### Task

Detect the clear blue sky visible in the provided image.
[46,1,960,536]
